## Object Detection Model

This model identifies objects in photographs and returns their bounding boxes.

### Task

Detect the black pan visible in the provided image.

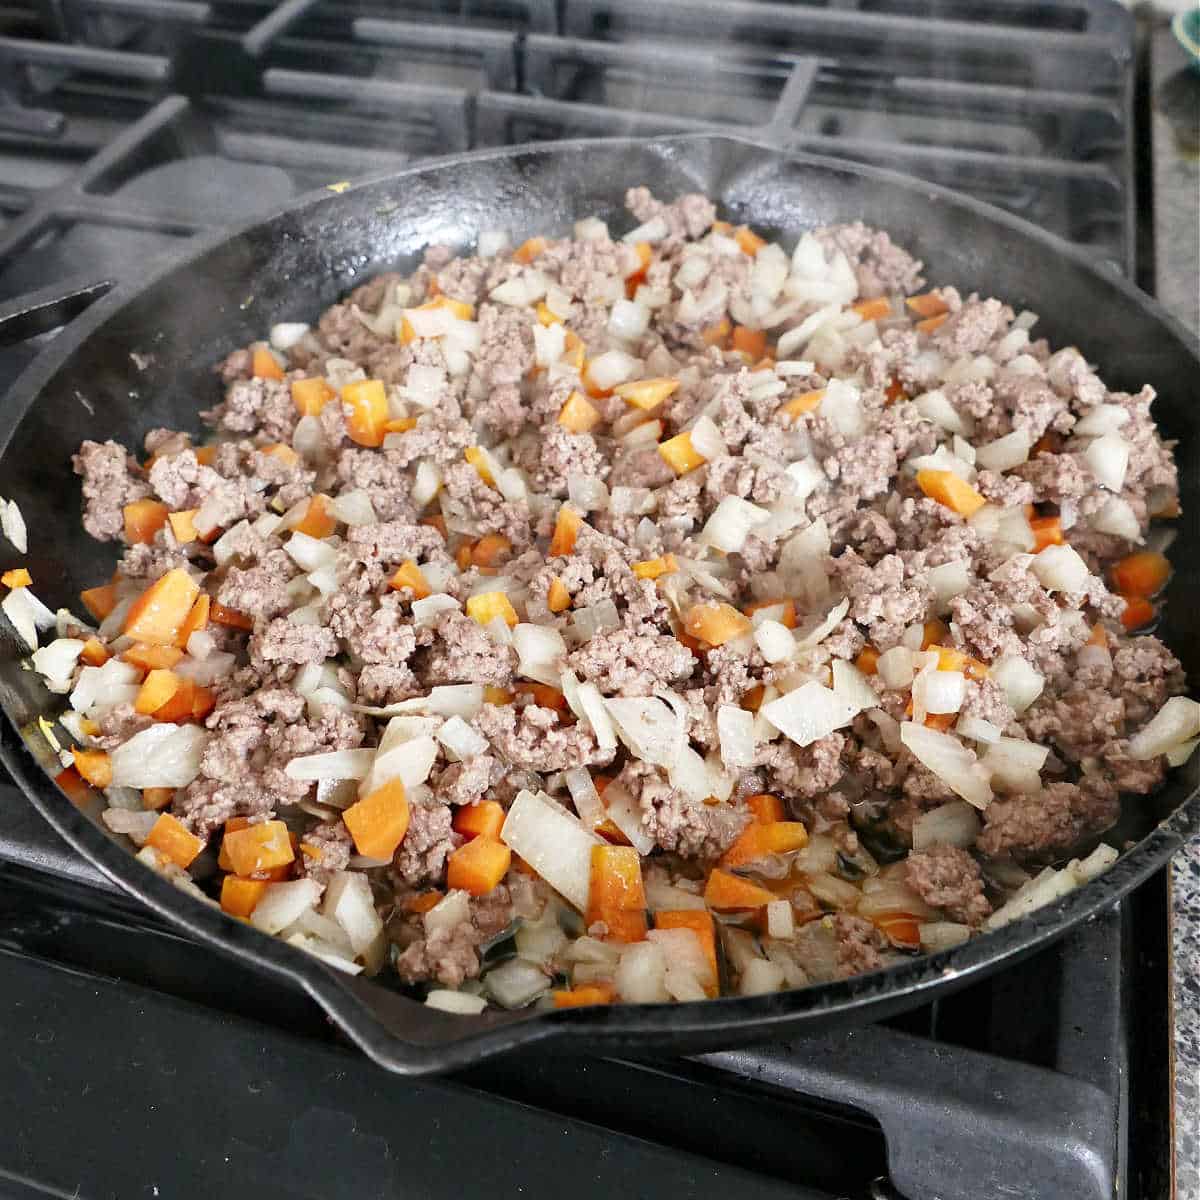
[0,134,1195,1074]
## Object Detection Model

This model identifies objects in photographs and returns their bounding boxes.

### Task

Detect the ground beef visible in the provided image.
[433,755,495,806]
[976,779,1119,859]
[251,618,338,668]
[812,222,924,298]
[207,376,297,442]
[73,439,152,541]
[421,610,516,688]
[759,735,846,804]
[567,625,695,696]
[535,427,607,495]
[618,760,748,859]
[835,550,935,650]
[217,549,297,621]
[474,702,613,774]
[393,885,513,988]
[829,913,888,977]
[329,594,417,665]
[393,797,458,887]
[905,846,991,925]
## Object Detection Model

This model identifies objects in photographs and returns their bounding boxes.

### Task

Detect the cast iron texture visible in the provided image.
[0,134,1194,1074]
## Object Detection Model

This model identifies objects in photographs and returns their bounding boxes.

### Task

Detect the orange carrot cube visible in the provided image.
[223,819,295,876]
[341,379,388,447]
[80,583,119,622]
[632,554,678,581]
[512,236,546,264]
[452,800,506,841]
[916,469,987,518]
[553,984,616,1008]
[142,787,174,811]
[72,748,112,789]
[446,835,511,896]
[916,313,948,335]
[558,390,601,433]
[291,376,334,416]
[174,594,210,649]
[720,821,809,868]
[703,868,776,912]
[1029,515,1064,552]
[1,568,31,589]
[80,637,109,666]
[731,326,767,360]
[683,602,751,646]
[343,778,410,861]
[465,591,518,628]
[403,889,445,914]
[123,499,169,545]
[167,509,199,544]
[745,793,784,824]
[293,494,337,539]
[145,813,204,868]
[1120,595,1155,630]
[547,577,571,613]
[464,445,496,486]
[1110,550,1170,598]
[734,225,766,256]
[122,642,183,671]
[856,645,880,675]
[209,600,252,630]
[658,431,706,476]
[562,329,586,370]
[472,533,513,569]
[586,844,648,944]
[779,389,824,420]
[220,875,270,919]
[614,377,680,411]
[251,345,284,380]
[123,568,200,646]
[701,318,731,347]
[922,619,950,650]
[150,675,196,723]
[483,685,514,705]
[389,559,431,600]
[905,292,949,319]
[851,297,892,321]
[536,301,563,326]
[549,506,583,556]
[134,668,182,716]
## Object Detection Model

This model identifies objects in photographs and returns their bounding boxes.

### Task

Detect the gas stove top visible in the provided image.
[0,2,1179,1197]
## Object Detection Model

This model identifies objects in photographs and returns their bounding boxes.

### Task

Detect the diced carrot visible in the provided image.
[658,431,706,476]
[80,637,109,666]
[194,444,217,466]
[684,602,751,647]
[210,601,253,630]
[711,220,733,235]
[731,326,767,360]
[852,297,892,321]
[134,668,182,717]
[343,778,410,861]
[916,469,987,518]
[553,984,616,1008]
[483,685,514,706]
[1110,550,1171,598]
[54,766,90,806]
[741,684,765,715]
[513,236,547,265]
[1087,623,1109,648]
[151,675,196,723]
[924,712,958,732]
[1030,515,1064,552]
[142,787,174,811]
[122,642,183,671]
[402,889,445,914]
[654,910,718,994]
[420,514,448,539]
[922,619,950,650]
[916,313,949,335]
[702,318,731,347]
[746,793,784,824]
[291,376,334,417]
[614,377,679,411]
[145,813,204,869]
[592,774,612,795]
[72,748,112,789]
[885,377,907,405]
[398,298,474,342]
[80,583,119,622]
[455,540,475,572]
[259,442,300,467]
[778,389,824,420]
[223,819,295,876]
[252,345,284,380]
[1031,432,1063,457]
[385,417,417,434]
[628,240,653,280]
[632,554,679,581]
[874,912,922,949]
[856,645,880,675]
[220,876,269,920]
[1120,595,1155,631]
[734,225,766,256]
[294,494,337,539]
[905,292,949,319]
[934,646,988,680]
[466,591,518,628]
[191,685,216,721]
[123,499,169,546]
[167,509,199,544]
[123,568,200,646]
[389,560,431,600]
[217,817,250,871]
[447,835,511,897]
[721,821,809,868]
[517,682,568,711]
[175,593,210,648]
[1,568,30,589]
[536,301,563,326]
[452,800,506,841]
[341,379,388,448]
[594,818,632,846]
[585,844,648,944]
[550,506,583,557]
[704,868,776,912]
[472,533,513,569]
[562,329,586,370]
[742,598,797,629]
[558,390,601,433]
[547,577,571,613]
[464,445,495,486]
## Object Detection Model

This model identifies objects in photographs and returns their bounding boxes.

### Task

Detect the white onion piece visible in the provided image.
[914,390,966,435]
[361,733,438,795]
[615,941,669,1004]
[424,889,470,939]
[990,655,1044,714]
[699,495,769,554]
[0,499,27,553]
[985,866,1077,930]
[587,349,640,391]
[762,681,860,747]
[437,715,489,761]
[322,871,383,955]
[501,789,602,911]
[1069,843,1119,884]
[974,428,1032,472]
[623,215,668,244]
[689,415,727,462]
[919,922,972,952]
[1168,738,1198,768]
[1031,543,1091,594]
[754,619,796,664]
[285,531,337,573]
[1084,433,1130,492]
[648,927,714,994]
[608,298,650,341]
[955,715,1001,744]
[564,766,604,829]
[533,321,565,367]
[915,669,966,715]
[831,660,877,712]
[739,959,786,996]
[426,989,489,1015]
[899,722,992,809]
[982,736,1048,793]
[926,561,971,612]
[284,748,375,782]
[101,808,159,845]
[1091,496,1141,541]
[328,490,376,526]
[512,623,566,687]
[270,322,309,350]
[251,879,323,935]
[717,704,756,769]
[602,779,656,854]
[110,724,209,789]
[911,800,981,851]
[411,461,442,509]
[604,696,680,766]
[1127,696,1200,760]
[784,456,826,501]
[31,637,84,693]
[174,651,236,686]
[795,597,849,651]
[1074,404,1129,436]
[567,474,609,513]
[877,646,915,690]
[820,378,865,440]
[411,595,460,628]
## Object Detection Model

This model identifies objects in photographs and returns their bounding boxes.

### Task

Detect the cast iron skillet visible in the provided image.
[0,134,1194,1075]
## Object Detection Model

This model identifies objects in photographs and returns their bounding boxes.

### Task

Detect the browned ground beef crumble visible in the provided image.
[60,187,1190,1006]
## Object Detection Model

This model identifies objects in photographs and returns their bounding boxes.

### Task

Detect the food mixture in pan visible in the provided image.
[19,187,1197,1013]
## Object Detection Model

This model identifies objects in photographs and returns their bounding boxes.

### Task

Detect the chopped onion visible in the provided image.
[361,733,438,795]
[101,807,159,845]
[911,800,981,851]
[1074,404,1129,436]
[608,298,650,341]
[573,217,607,243]
[1084,433,1130,492]
[500,789,601,911]
[765,899,794,940]
[31,637,84,693]
[926,561,971,611]
[512,623,566,687]
[437,715,489,761]
[623,215,668,244]
[322,871,383,956]
[956,714,1001,744]
[285,531,337,573]
[587,349,640,391]
[832,660,879,712]
[647,927,714,993]
[110,723,208,789]
[795,597,849,651]
[564,766,604,829]
[424,889,470,938]
[699,495,769,554]
[899,722,992,809]
[567,474,609,513]
[174,651,236,686]
[985,865,1076,930]
[0,498,27,553]
[688,415,727,462]
[425,989,489,1015]
[784,456,826,501]
[604,696,681,766]
[269,322,309,350]
[575,681,618,752]
[1031,543,1090,594]
[284,748,375,782]
[328,490,376,526]
[740,958,786,996]
[975,428,1032,472]
[990,654,1044,714]
[717,704,756,770]
[919,922,972,952]
[981,736,1048,793]
[914,669,966,715]
[1091,496,1141,541]
[570,599,620,642]
[820,378,865,441]
[411,595,460,628]
[1069,843,1119,884]
[914,389,966,435]
[252,879,323,935]
[533,321,565,367]
[1127,696,1200,760]
[877,646,915,689]
[761,681,860,747]
[615,941,669,1004]
[754,619,796,664]
[602,779,655,854]
[1167,738,1198,768]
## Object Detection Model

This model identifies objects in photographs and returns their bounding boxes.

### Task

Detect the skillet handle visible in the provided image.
[0,277,114,350]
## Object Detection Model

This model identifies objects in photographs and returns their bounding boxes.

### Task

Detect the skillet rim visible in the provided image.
[0,131,1196,1073]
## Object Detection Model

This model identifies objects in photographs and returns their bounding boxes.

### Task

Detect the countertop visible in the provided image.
[1152,14,1200,1198]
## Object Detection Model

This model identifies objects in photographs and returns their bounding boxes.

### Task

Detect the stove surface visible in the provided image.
[0,2,1180,1197]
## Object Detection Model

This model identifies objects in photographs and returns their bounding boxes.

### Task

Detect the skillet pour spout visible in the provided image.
[0,134,1195,1074]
